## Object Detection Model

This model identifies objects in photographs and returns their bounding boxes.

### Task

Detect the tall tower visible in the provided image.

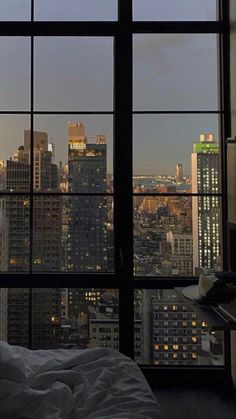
[67,122,108,318]
[176,163,183,183]
[7,130,62,349]
[24,130,58,191]
[191,133,220,274]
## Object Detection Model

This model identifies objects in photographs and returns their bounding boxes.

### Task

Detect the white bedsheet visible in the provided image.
[0,341,161,419]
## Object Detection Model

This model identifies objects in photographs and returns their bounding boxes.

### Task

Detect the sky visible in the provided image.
[0,1,219,175]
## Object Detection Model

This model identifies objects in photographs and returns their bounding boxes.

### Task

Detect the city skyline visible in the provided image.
[0,121,223,364]
[0,1,226,370]
[0,118,218,176]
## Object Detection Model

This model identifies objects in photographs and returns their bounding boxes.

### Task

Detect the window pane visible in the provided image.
[133,0,217,21]
[0,1,30,20]
[133,114,220,193]
[0,289,7,341]
[0,38,30,110]
[35,0,117,21]
[133,34,218,111]
[0,196,30,272]
[1,288,119,350]
[135,289,224,365]
[35,37,113,111]
[33,196,63,271]
[0,115,30,192]
[33,196,114,272]
[34,115,113,193]
[134,196,222,276]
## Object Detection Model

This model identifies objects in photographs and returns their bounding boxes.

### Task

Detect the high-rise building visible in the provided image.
[191,133,220,274]
[150,290,223,366]
[24,130,58,191]
[67,123,107,270]
[67,122,108,319]
[176,163,183,183]
[6,131,62,349]
[0,160,5,189]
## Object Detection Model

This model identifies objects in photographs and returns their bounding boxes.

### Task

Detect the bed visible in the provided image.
[0,341,161,419]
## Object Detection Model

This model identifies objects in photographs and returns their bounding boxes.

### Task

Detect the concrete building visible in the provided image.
[166,231,193,276]
[176,163,183,183]
[89,293,144,362]
[0,160,5,189]
[6,131,62,349]
[24,130,58,191]
[67,122,108,317]
[150,290,223,366]
[191,133,220,273]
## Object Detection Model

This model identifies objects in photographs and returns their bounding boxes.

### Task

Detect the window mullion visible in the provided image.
[115,1,133,358]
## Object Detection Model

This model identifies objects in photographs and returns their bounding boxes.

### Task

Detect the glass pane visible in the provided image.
[0,196,30,272]
[0,115,30,192]
[135,289,224,365]
[0,0,30,20]
[0,289,7,341]
[0,38,30,110]
[133,0,217,21]
[33,196,114,272]
[133,34,218,111]
[35,37,113,111]
[133,114,220,193]
[133,196,222,276]
[34,115,113,192]
[35,0,117,21]
[2,288,119,350]
[7,288,30,347]
[33,196,63,271]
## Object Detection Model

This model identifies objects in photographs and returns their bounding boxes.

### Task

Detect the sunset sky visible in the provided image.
[0,1,219,175]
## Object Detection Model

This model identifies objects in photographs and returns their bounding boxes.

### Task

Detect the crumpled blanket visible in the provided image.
[0,341,161,419]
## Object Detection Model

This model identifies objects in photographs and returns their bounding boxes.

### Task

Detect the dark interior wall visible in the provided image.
[230,2,236,138]
[228,2,236,269]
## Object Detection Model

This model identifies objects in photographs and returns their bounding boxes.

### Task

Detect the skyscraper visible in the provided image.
[24,130,59,191]
[67,122,108,318]
[176,163,183,183]
[191,133,220,274]
[6,130,62,348]
[67,122,107,272]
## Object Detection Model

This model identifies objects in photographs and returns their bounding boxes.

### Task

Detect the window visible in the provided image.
[0,1,229,375]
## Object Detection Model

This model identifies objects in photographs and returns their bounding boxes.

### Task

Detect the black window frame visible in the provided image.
[0,0,232,382]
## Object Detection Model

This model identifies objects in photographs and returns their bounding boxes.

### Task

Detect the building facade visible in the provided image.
[191,133,220,274]
[67,122,108,318]
[176,163,183,183]
[6,131,62,348]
